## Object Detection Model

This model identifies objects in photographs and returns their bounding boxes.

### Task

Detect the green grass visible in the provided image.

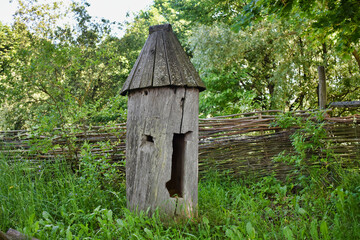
[1,154,359,239]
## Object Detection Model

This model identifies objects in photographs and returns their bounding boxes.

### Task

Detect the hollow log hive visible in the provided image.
[120,24,206,217]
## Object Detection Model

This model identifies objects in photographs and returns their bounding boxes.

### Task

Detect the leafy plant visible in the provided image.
[273,111,345,192]
[1,155,359,239]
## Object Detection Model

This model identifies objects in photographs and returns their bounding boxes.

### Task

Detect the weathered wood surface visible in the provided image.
[329,101,360,108]
[120,24,205,96]
[1,111,359,179]
[0,229,39,240]
[0,230,9,240]
[153,31,170,87]
[318,66,327,109]
[0,124,127,165]
[126,87,198,217]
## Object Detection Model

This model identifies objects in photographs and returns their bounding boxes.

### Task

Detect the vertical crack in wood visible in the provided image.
[179,88,187,133]
[151,32,157,87]
[162,31,172,85]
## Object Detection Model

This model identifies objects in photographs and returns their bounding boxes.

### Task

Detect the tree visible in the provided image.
[165,0,360,112]
[234,0,360,67]
[0,1,128,130]
[189,21,322,113]
[171,0,360,66]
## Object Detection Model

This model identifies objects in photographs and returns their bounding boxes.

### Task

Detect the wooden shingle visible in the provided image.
[120,24,206,95]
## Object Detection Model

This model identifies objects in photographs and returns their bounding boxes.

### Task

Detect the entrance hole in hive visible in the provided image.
[146,135,154,143]
[166,133,186,198]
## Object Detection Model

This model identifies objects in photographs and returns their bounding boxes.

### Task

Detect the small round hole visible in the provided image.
[146,135,154,142]
[144,90,148,95]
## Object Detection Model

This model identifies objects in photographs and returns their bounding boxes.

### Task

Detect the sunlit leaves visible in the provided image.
[0,1,128,129]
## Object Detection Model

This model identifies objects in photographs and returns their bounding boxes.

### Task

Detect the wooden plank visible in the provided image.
[169,32,205,89]
[180,89,199,216]
[131,136,155,211]
[168,32,197,88]
[125,91,143,210]
[162,29,183,86]
[139,88,185,135]
[180,88,199,134]
[139,32,157,88]
[129,34,154,90]
[153,31,171,87]
[122,23,205,92]
[329,101,360,108]
[120,36,149,95]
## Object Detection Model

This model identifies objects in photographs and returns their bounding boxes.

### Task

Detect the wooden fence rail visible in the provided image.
[1,111,359,178]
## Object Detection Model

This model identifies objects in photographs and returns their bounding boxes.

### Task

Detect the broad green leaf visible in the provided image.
[246,222,256,239]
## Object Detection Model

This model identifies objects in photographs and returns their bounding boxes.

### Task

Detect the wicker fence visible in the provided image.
[1,111,359,177]
[198,111,360,177]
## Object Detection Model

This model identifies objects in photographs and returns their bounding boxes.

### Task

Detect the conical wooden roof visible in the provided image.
[120,24,206,95]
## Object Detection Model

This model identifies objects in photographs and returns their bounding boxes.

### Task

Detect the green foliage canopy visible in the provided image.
[164,0,360,115]
[1,0,359,128]
[0,1,128,129]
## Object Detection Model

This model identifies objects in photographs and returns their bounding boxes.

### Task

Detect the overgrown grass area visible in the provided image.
[1,153,359,239]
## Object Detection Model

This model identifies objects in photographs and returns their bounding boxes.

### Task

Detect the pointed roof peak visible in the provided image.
[149,24,172,34]
[120,23,206,96]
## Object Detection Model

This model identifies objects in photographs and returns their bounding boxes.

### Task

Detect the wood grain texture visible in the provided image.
[149,24,172,34]
[168,32,199,88]
[120,24,205,96]
[162,29,183,86]
[153,31,171,87]
[139,32,157,88]
[126,87,199,217]
[120,36,149,95]
[129,34,154,90]
[180,88,199,216]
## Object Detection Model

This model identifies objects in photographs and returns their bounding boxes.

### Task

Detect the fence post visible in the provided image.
[318,66,327,110]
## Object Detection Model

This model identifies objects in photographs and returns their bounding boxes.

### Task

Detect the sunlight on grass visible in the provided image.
[0,153,359,239]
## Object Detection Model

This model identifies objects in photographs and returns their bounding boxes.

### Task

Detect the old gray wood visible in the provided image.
[130,34,154,89]
[153,31,171,87]
[168,32,198,88]
[126,87,199,217]
[121,36,148,93]
[120,24,206,96]
[123,24,204,218]
[329,101,360,108]
[318,66,327,109]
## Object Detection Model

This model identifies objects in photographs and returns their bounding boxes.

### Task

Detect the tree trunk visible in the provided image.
[318,66,327,110]
[352,49,360,70]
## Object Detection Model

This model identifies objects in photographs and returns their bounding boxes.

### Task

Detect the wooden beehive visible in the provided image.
[120,24,205,217]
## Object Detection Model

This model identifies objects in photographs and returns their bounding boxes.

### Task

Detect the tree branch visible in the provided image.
[352,49,360,70]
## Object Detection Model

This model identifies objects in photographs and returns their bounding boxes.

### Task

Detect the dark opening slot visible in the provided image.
[166,133,185,198]
[146,135,154,143]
